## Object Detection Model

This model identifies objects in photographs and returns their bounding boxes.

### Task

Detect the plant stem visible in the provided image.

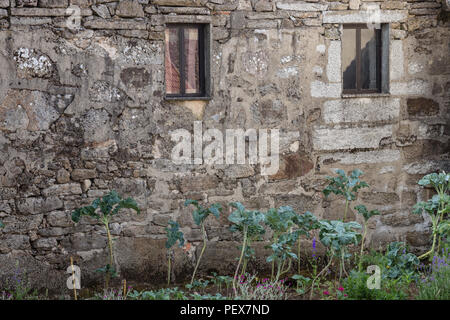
[271,234,278,281]
[309,252,334,300]
[344,199,349,222]
[104,220,114,289]
[240,258,248,277]
[297,238,301,275]
[419,214,439,260]
[359,221,367,272]
[233,226,248,295]
[167,252,171,286]
[191,222,207,286]
[278,258,292,282]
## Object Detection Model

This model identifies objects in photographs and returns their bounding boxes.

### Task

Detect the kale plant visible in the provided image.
[354,204,379,271]
[413,171,449,260]
[71,190,140,288]
[184,199,222,286]
[165,220,185,285]
[323,169,369,221]
[227,202,265,293]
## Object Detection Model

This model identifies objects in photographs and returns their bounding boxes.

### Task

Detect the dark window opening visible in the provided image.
[165,24,207,98]
[342,24,382,94]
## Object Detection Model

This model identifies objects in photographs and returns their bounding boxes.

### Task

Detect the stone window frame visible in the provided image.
[341,23,390,98]
[163,16,212,101]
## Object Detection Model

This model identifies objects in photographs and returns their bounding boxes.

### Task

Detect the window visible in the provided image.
[165,24,210,98]
[342,24,387,94]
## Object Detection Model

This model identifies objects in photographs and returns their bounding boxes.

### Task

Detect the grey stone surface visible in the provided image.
[0,0,447,292]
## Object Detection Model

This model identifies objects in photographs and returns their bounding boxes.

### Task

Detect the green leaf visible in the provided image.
[71,190,139,223]
[355,204,380,221]
[165,220,185,249]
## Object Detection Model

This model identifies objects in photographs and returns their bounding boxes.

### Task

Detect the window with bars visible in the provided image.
[165,24,209,98]
[342,24,388,94]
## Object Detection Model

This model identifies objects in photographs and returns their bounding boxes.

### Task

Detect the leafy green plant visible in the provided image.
[128,287,188,300]
[71,190,140,289]
[267,231,299,282]
[413,171,449,260]
[190,293,228,300]
[383,242,419,280]
[184,200,222,286]
[264,206,297,280]
[358,242,419,282]
[323,169,369,221]
[319,220,361,279]
[0,220,4,228]
[291,274,311,295]
[343,270,410,300]
[354,204,380,271]
[185,279,209,290]
[209,273,233,296]
[165,220,185,286]
[293,211,320,275]
[228,202,265,293]
[309,220,361,299]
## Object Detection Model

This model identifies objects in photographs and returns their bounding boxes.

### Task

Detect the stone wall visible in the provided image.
[0,0,449,293]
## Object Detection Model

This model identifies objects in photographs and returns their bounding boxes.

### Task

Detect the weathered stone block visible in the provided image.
[17,197,63,215]
[319,149,401,166]
[152,0,207,6]
[407,98,440,117]
[323,98,400,124]
[38,0,68,7]
[312,125,393,151]
[361,191,400,205]
[32,237,57,250]
[310,81,341,98]
[274,194,318,213]
[91,4,111,19]
[390,80,432,96]
[56,169,71,184]
[276,2,328,11]
[269,153,313,180]
[71,169,97,181]
[16,0,38,7]
[254,0,273,12]
[83,18,148,30]
[179,175,219,193]
[42,183,82,197]
[47,211,73,227]
[116,0,144,18]
[349,0,360,10]
[0,235,30,252]
[323,10,407,24]
[0,0,9,9]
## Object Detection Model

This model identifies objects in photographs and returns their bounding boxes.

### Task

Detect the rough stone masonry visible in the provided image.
[0,0,449,293]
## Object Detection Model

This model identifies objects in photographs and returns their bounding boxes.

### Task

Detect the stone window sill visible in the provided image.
[164,96,212,101]
[341,93,391,99]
